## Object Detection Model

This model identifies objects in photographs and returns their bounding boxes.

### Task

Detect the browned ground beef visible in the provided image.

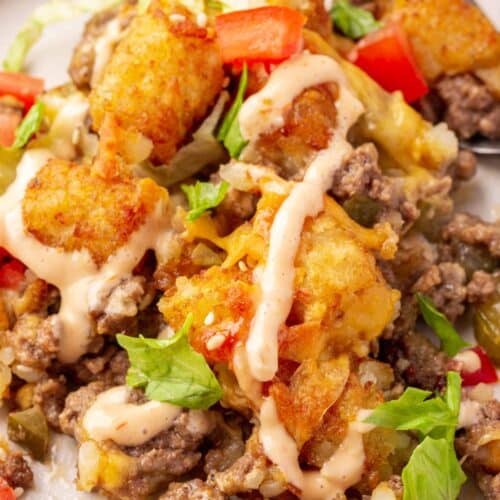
[160,479,224,499]
[123,410,215,477]
[412,262,467,321]
[6,314,59,370]
[0,453,33,489]
[443,213,500,258]
[88,275,151,335]
[379,330,451,391]
[434,74,500,140]
[449,149,477,182]
[33,376,68,430]
[331,143,419,233]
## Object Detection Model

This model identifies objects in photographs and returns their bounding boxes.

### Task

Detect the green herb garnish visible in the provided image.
[181,180,229,221]
[366,372,466,500]
[416,293,470,357]
[117,314,222,410]
[217,63,248,158]
[330,0,381,40]
[11,101,44,150]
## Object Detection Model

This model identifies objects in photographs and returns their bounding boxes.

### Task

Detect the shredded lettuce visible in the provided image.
[182,180,230,221]
[117,315,222,410]
[134,92,228,187]
[416,293,470,357]
[3,0,124,72]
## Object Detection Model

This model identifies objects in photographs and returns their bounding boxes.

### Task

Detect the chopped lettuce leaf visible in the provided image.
[416,293,470,357]
[217,63,248,158]
[11,101,44,150]
[401,437,467,500]
[3,0,124,72]
[330,0,381,40]
[117,315,222,410]
[368,372,465,500]
[366,372,461,441]
[181,180,230,221]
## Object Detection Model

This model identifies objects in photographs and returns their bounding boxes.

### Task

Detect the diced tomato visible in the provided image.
[0,72,44,110]
[460,346,498,387]
[0,260,26,290]
[348,22,428,103]
[0,112,22,148]
[0,478,15,500]
[215,6,305,65]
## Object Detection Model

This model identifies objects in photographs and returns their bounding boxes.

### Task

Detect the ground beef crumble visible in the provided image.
[0,453,33,490]
[434,74,500,140]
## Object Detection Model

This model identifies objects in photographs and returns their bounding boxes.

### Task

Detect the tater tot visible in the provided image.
[90,0,224,165]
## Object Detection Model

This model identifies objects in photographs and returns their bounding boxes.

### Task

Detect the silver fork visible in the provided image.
[460,139,500,156]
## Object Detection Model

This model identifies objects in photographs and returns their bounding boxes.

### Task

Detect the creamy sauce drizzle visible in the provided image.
[0,149,171,362]
[259,397,373,500]
[82,386,181,446]
[240,53,364,381]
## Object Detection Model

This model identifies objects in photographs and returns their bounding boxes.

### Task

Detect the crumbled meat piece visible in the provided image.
[477,473,500,500]
[88,275,150,335]
[379,331,449,391]
[209,448,267,495]
[204,415,246,475]
[467,271,497,304]
[215,188,258,233]
[0,453,33,489]
[123,410,215,477]
[479,106,500,139]
[69,2,136,90]
[450,149,477,182]
[6,314,60,370]
[415,91,445,124]
[59,380,107,437]
[71,346,130,385]
[331,143,381,199]
[33,376,68,430]
[331,143,419,233]
[160,479,224,500]
[435,74,500,140]
[443,213,500,258]
[412,262,467,321]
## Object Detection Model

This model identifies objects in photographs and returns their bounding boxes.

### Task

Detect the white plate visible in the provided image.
[0,1,498,499]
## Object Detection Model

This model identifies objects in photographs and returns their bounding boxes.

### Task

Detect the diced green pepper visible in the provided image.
[474,291,500,364]
[8,406,49,461]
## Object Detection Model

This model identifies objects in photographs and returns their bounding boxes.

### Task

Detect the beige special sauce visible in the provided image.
[236,52,368,499]
[240,53,364,382]
[82,385,181,446]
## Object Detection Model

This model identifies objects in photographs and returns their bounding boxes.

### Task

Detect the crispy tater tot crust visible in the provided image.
[89,0,224,165]
[23,159,167,266]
